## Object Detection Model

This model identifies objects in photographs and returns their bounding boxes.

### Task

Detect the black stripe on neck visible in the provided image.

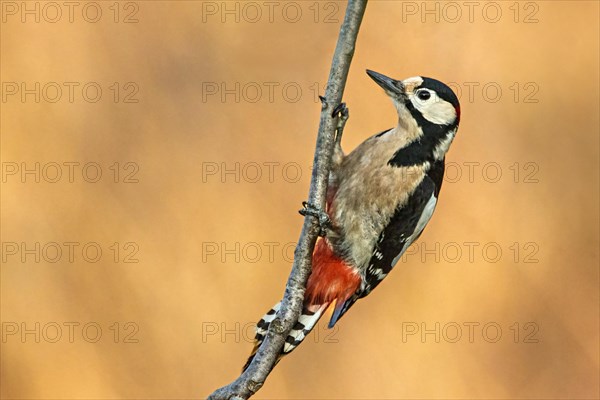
[388,102,457,167]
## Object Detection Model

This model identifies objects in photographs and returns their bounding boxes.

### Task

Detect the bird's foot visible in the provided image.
[332,102,349,145]
[332,102,349,120]
[299,201,332,237]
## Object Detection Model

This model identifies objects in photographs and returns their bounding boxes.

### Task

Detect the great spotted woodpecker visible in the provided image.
[244,70,460,370]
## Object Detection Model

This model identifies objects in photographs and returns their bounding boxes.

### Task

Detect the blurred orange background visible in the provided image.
[1,1,598,399]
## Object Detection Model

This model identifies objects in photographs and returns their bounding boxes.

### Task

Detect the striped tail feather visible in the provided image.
[242,301,329,371]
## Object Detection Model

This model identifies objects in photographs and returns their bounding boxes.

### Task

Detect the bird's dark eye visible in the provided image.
[417,90,431,101]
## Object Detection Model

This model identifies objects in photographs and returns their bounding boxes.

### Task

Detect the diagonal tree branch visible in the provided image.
[207,1,368,398]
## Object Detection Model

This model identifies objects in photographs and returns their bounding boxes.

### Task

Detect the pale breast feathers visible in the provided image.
[329,130,430,270]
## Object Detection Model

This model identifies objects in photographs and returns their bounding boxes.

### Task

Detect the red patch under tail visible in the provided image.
[305,239,361,308]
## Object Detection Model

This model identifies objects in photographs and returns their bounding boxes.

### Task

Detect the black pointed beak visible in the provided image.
[366,69,404,97]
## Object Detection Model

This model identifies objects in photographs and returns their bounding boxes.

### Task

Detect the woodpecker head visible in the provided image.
[367,69,460,128]
[367,69,460,162]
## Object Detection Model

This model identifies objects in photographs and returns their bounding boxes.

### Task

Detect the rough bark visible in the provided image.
[207,1,368,398]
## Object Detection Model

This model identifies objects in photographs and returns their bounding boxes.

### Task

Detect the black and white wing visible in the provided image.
[327,161,445,327]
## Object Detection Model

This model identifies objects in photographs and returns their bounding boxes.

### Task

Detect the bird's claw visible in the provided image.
[332,102,349,145]
[299,201,332,237]
[332,102,349,121]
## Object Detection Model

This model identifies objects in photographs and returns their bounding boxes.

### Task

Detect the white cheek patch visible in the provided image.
[417,96,457,125]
